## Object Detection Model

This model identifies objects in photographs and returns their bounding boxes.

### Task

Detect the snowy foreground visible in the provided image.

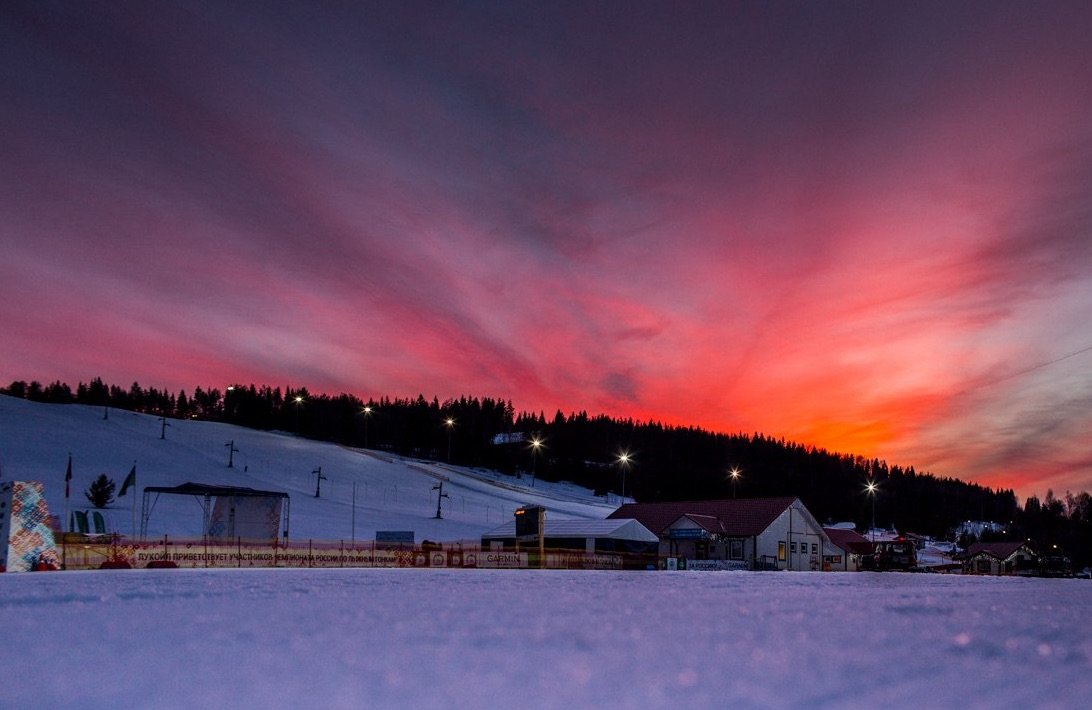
[3,570,1090,709]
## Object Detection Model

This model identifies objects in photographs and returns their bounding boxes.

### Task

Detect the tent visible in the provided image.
[139,482,290,542]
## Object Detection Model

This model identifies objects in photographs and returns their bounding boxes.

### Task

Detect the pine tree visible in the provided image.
[85,473,116,508]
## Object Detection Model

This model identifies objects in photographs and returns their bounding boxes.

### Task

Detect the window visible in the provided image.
[811,543,818,555]
[790,542,797,553]
[778,542,786,561]
[729,539,744,560]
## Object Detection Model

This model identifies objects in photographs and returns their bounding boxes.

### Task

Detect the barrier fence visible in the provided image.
[57,535,651,571]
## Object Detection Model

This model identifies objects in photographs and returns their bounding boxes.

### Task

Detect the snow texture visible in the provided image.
[2,568,1090,708]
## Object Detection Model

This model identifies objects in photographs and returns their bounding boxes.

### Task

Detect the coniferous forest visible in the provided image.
[4,378,1089,566]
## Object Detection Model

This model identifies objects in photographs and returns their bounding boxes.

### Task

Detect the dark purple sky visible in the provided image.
[3,2,1091,500]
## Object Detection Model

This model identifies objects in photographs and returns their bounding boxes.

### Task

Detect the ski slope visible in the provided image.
[0,395,614,542]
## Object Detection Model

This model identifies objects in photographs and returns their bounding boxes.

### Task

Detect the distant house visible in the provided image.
[822,527,874,571]
[608,497,831,571]
[961,541,1038,576]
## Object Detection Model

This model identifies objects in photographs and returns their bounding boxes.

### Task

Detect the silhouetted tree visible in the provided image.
[85,474,116,508]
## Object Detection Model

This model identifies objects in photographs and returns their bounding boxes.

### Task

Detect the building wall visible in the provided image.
[823,550,859,572]
[758,502,831,571]
[659,501,830,571]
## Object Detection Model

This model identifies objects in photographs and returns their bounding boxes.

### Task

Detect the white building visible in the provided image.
[609,497,832,571]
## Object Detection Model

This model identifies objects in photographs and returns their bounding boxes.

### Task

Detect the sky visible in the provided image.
[2,2,1091,502]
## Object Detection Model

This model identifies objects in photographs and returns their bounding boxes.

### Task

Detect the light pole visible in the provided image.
[617,452,632,503]
[293,395,304,433]
[866,480,877,542]
[361,405,373,449]
[729,467,741,499]
[225,440,239,468]
[530,437,543,487]
[444,417,455,463]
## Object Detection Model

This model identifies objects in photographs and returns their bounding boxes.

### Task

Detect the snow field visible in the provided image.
[2,569,1090,709]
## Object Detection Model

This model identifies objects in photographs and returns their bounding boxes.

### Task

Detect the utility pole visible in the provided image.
[432,480,449,519]
[313,466,326,498]
[159,416,170,440]
[225,440,238,468]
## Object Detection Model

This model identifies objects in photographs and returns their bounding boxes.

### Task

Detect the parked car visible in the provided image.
[1076,567,1091,579]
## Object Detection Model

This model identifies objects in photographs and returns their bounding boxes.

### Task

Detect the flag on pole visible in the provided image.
[119,464,136,497]
[65,454,72,498]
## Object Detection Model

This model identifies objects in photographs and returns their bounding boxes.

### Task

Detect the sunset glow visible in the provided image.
[2,2,1091,501]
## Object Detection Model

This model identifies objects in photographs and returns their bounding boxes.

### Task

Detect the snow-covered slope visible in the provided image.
[0,395,614,541]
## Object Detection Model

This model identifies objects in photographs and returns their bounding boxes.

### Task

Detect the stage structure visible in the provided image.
[140,482,290,542]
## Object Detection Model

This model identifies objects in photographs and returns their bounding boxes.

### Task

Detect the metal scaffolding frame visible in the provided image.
[139,482,290,542]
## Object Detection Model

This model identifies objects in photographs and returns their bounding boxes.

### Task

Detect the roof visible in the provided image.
[676,514,726,534]
[608,497,799,537]
[482,518,659,543]
[144,482,289,498]
[823,527,875,555]
[964,541,1034,561]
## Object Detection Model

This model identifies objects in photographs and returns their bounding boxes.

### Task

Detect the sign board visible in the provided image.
[669,528,708,540]
[0,481,60,572]
[514,506,543,538]
[376,530,414,544]
[685,559,747,571]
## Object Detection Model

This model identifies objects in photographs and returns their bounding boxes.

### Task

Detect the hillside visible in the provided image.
[0,395,614,541]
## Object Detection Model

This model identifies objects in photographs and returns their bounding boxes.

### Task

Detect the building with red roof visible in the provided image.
[961,541,1038,576]
[607,497,831,571]
[822,527,875,571]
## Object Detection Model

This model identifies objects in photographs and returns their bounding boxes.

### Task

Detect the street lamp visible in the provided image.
[293,395,304,433]
[361,405,373,449]
[444,417,455,463]
[866,480,878,542]
[617,452,632,503]
[530,437,543,487]
[729,467,741,499]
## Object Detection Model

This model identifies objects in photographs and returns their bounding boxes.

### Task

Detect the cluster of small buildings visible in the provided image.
[482,496,1062,576]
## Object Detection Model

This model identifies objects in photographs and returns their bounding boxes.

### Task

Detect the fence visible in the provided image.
[56,535,652,571]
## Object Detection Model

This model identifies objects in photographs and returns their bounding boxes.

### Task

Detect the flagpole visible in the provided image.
[64,453,72,532]
[131,462,137,539]
[63,453,72,570]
